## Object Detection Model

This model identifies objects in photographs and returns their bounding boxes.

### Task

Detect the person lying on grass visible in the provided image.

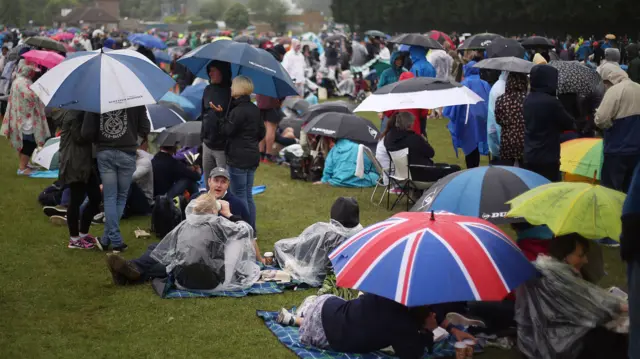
[106,192,260,290]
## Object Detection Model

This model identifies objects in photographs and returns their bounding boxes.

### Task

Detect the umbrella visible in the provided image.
[22,30,38,37]
[66,27,81,34]
[32,48,176,114]
[7,44,31,62]
[168,46,188,57]
[153,50,172,64]
[180,82,206,118]
[154,121,202,147]
[300,101,355,123]
[364,30,386,38]
[25,36,66,53]
[521,36,554,49]
[325,34,347,43]
[473,57,534,74]
[282,97,310,113]
[507,182,626,240]
[302,112,379,145]
[178,40,298,98]
[548,61,602,95]
[33,137,60,170]
[233,35,255,44]
[22,50,64,69]
[560,138,603,180]
[128,33,167,49]
[159,102,191,123]
[279,116,304,138]
[388,33,444,50]
[52,32,74,41]
[160,92,198,120]
[411,166,550,224]
[459,33,503,51]
[329,211,538,306]
[487,38,526,58]
[354,77,484,113]
[427,30,456,50]
[146,103,187,132]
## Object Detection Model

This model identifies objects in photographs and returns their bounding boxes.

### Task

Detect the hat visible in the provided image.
[209,167,230,180]
[330,197,360,229]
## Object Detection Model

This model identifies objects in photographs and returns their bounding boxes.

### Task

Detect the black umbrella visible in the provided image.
[25,36,66,53]
[158,101,195,121]
[388,33,444,50]
[548,61,602,95]
[459,33,503,50]
[234,35,255,44]
[548,51,560,61]
[279,116,304,138]
[282,97,310,113]
[521,36,554,49]
[21,30,38,37]
[154,121,202,147]
[146,104,187,132]
[325,34,347,43]
[487,38,526,58]
[473,57,534,73]
[300,101,355,123]
[302,112,379,145]
[365,30,386,38]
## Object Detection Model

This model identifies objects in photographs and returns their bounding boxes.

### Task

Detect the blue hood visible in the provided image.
[409,46,427,63]
[463,61,480,77]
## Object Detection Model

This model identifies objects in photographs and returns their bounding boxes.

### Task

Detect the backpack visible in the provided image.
[309,152,325,183]
[38,181,63,206]
[151,194,187,239]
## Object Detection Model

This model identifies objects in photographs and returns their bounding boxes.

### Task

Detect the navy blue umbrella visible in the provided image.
[178,40,298,98]
[181,82,206,118]
[146,103,187,132]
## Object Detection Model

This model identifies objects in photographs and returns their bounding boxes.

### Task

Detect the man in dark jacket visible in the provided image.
[523,65,575,182]
[82,106,150,253]
[201,60,232,189]
[621,163,640,359]
[151,146,201,198]
[627,44,640,84]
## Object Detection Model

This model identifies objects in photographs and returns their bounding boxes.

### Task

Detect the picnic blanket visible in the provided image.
[29,169,59,178]
[257,309,480,359]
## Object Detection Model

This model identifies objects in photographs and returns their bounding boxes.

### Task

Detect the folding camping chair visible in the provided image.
[388,148,436,211]
[362,146,391,208]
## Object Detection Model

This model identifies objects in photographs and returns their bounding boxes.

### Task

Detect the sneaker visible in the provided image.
[598,238,620,248]
[111,244,128,254]
[82,234,100,246]
[296,295,318,318]
[50,215,67,226]
[92,212,106,225]
[68,238,95,249]
[276,308,296,326]
[106,253,141,284]
[445,312,486,328]
[43,206,67,217]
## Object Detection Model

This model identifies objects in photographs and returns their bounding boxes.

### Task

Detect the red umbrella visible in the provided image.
[63,43,76,53]
[427,30,456,50]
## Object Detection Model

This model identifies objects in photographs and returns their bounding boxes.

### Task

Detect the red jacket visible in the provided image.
[383,72,429,134]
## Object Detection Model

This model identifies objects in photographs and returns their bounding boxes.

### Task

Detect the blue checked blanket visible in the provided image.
[257,309,478,359]
[152,277,298,299]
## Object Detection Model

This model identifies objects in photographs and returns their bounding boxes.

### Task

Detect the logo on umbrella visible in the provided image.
[368,126,378,139]
[311,127,336,135]
[419,187,439,210]
[482,212,508,220]
[481,40,493,47]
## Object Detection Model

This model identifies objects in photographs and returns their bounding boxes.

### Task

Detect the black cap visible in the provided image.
[330,197,360,228]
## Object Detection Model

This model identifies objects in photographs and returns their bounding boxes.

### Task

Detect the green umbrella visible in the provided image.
[25,36,66,53]
[33,137,60,170]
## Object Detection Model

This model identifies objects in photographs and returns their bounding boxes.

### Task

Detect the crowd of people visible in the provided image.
[0,25,638,359]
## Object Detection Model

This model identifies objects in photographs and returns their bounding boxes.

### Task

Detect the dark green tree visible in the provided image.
[199,0,231,22]
[224,2,249,30]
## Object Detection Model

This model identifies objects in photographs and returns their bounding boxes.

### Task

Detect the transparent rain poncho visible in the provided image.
[151,202,261,292]
[274,220,363,287]
[515,255,626,359]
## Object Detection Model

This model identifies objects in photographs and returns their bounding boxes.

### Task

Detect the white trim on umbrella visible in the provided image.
[354,87,484,113]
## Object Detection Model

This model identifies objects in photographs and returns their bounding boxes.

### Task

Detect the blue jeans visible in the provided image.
[630,261,640,359]
[228,166,257,232]
[97,150,136,247]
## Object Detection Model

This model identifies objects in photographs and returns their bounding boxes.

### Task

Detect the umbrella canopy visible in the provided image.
[389,33,444,50]
[160,92,198,120]
[354,77,484,113]
[325,34,347,43]
[25,36,66,53]
[233,35,255,44]
[411,166,550,224]
[33,137,60,170]
[129,33,167,49]
[146,103,187,132]
[282,97,310,113]
[473,57,534,74]
[459,33,503,50]
[560,138,603,180]
[22,30,39,37]
[521,36,554,49]
[178,40,298,98]
[22,50,64,69]
[180,82,207,118]
[300,101,355,123]
[487,38,526,58]
[153,50,172,64]
[507,182,626,240]
[548,61,602,95]
[158,102,191,123]
[7,44,31,62]
[279,116,304,138]
[364,30,386,38]
[329,211,537,306]
[427,30,456,50]
[32,48,176,114]
[52,32,74,41]
[155,121,202,147]
[302,112,379,145]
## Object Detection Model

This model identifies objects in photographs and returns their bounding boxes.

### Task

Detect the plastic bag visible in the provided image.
[151,201,261,292]
[274,220,363,287]
[515,255,625,359]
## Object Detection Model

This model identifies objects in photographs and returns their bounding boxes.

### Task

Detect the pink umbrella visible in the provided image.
[52,32,74,41]
[22,50,65,69]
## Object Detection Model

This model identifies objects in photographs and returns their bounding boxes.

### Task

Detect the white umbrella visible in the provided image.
[33,137,60,170]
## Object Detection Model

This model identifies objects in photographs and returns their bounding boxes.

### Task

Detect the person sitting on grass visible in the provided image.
[151,145,202,198]
[273,197,363,286]
[313,138,379,188]
[123,139,154,218]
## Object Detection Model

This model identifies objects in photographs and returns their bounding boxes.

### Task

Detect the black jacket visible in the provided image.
[58,110,95,185]
[82,106,150,154]
[151,151,201,197]
[201,61,232,150]
[384,128,435,167]
[222,96,265,169]
[523,65,575,165]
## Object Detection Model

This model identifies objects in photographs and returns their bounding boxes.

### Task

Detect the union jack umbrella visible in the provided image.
[329,212,537,307]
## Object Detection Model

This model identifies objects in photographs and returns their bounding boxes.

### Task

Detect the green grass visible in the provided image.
[0,111,626,359]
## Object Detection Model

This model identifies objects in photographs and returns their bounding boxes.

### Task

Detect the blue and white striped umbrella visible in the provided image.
[31,48,176,114]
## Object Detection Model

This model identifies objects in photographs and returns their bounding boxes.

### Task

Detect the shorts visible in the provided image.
[261,108,283,124]
[21,134,37,157]
[299,294,340,350]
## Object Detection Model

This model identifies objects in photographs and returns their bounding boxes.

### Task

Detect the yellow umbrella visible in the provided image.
[605,34,616,40]
[560,138,603,180]
[507,182,626,240]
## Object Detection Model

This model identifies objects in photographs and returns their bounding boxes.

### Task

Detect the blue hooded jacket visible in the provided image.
[409,46,436,78]
[322,139,379,188]
[378,51,406,89]
[443,61,491,157]
[576,41,592,61]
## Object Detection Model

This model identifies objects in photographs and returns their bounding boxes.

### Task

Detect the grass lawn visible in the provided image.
[0,110,626,359]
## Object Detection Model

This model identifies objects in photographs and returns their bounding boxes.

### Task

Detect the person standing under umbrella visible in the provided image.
[495,73,529,166]
[282,39,306,96]
[409,46,436,78]
[201,60,232,189]
[82,106,151,253]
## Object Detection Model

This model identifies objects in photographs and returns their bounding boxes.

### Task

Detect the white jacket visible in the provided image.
[282,50,306,84]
